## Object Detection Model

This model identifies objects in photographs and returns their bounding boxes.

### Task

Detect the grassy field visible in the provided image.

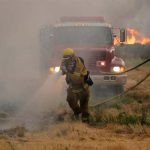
[0,62,150,150]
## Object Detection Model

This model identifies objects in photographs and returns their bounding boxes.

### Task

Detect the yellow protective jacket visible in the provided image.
[61,56,89,93]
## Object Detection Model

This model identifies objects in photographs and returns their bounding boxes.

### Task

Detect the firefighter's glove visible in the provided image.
[65,76,70,84]
[84,71,94,86]
[61,66,68,75]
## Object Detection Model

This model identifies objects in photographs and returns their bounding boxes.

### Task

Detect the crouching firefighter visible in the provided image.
[60,48,93,123]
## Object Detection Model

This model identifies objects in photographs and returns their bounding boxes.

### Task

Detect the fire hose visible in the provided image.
[89,58,150,108]
[89,59,150,108]
[90,72,150,108]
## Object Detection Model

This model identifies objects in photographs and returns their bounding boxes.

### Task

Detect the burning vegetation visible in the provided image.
[127,28,150,44]
[114,28,150,45]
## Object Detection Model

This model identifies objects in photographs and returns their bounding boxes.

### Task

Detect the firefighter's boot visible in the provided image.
[81,113,89,123]
[74,107,81,120]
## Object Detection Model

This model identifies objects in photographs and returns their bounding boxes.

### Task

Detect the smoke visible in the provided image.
[0,0,149,129]
[0,74,66,130]
[16,75,66,130]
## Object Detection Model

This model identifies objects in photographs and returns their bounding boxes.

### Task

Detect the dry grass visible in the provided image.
[0,122,150,150]
[125,66,150,94]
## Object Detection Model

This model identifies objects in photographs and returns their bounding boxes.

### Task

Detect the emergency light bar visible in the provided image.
[60,16,105,23]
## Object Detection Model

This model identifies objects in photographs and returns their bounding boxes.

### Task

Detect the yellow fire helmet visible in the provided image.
[63,48,75,58]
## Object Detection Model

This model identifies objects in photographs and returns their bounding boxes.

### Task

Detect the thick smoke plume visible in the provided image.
[0,0,149,129]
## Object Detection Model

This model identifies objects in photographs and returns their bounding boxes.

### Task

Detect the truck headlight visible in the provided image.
[113,66,125,73]
[54,67,60,73]
[49,66,60,73]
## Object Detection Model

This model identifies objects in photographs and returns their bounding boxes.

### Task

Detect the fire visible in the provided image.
[126,28,137,44]
[114,28,150,45]
[127,28,150,44]
[114,36,120,45]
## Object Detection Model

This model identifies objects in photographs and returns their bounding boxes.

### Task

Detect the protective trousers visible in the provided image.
[67,87,90,122]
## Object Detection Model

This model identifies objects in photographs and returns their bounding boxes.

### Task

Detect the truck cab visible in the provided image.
[40,16,127,97]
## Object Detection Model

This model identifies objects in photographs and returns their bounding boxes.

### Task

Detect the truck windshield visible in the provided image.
[54,26,113,45]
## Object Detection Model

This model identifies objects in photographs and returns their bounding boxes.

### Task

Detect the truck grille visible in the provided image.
[76,50,106,70]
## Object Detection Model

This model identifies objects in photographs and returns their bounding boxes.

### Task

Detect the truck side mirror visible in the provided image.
[120,28,126,42]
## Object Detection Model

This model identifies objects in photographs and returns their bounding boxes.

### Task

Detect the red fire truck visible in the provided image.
[40,16,127,96]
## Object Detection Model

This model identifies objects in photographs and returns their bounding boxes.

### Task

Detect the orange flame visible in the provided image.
[114,36,120,45]
[127,28,150,44]
[114,28,150,45]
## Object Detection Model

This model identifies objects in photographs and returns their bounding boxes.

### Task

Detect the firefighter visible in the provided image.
[61,48,93,123]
